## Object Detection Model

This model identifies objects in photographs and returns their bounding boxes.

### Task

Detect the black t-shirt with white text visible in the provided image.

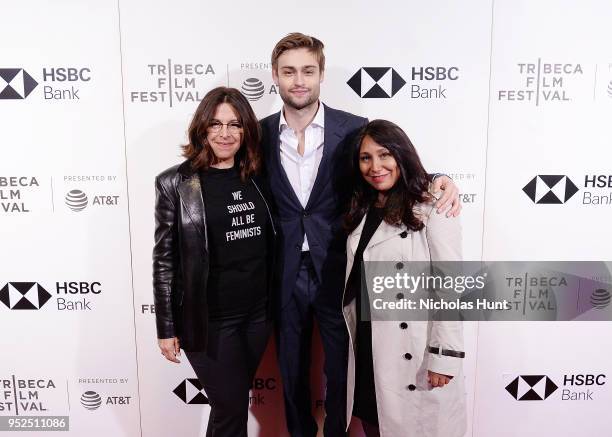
[200,166,268,319]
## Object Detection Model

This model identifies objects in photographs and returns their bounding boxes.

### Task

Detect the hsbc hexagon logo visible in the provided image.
[505,375,558,401]
[0,282,52,310]
[347,67,406,98]
[0,68,38,99]
[173,378,209,404]
[522,175,579,204]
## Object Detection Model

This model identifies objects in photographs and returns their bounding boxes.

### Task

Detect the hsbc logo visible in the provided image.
[505,375,558,401]
[0,69,38,99]
[173,378,209,405]
[1,66,92,101]
[0,282,52,309]
[522,175,579,204]
[348,66,460,100]
[347,67,406,98]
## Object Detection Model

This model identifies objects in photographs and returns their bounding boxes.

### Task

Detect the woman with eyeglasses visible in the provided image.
[342,120,466,437]
[153,87,275,437]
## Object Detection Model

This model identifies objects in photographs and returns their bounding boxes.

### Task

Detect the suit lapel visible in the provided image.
[267,111,302,207]
[177,171,207,247]
[306,104,344,210]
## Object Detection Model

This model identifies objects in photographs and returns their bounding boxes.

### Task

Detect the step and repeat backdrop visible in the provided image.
[1,0,611,436]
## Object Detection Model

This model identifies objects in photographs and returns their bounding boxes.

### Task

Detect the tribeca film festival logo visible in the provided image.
[0,281,103,311]
[0,176,42,213]
[523,174,612,206]
[130,60,215,107]
[0,67,92,101]
[497,59,587,106]
[347,66,459,99]
[0,376,58,415]
[506,374,606,402]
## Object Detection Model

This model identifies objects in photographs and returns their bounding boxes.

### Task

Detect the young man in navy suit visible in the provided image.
[260,33,461,437]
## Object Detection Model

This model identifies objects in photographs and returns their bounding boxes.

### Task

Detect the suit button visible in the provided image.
[396,262,404,270]
[407,384,416,391]
[400,231,408,238]
[396,292,404,300]
[399,322,408,329]
[303,211,309,217]
[404,353,412,360]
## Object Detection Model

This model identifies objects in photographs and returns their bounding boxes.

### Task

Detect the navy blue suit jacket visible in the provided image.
[260,104,367,310]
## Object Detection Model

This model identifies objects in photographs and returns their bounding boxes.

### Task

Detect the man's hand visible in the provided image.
[158,337,181,363]
[431,175,461,217]
[428,370,453,388]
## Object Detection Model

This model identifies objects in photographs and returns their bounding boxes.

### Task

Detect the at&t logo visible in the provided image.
[80,391,102,410]
[64,189,119,211]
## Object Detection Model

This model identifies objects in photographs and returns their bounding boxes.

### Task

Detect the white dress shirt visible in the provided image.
[279,103,325,251]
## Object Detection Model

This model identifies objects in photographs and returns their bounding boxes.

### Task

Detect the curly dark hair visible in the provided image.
[345,119,432,233]
[181,87,261,181]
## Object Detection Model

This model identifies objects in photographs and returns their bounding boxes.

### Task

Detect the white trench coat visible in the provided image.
[343,199,467,437]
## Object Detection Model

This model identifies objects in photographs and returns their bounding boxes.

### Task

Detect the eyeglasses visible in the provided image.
[207,121,243,134]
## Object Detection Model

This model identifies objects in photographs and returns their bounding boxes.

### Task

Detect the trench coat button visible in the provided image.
[399,322,408,329]
[396,292,404,300]
[395,262,404,270]
[407,384,416,391]
[400,231,408,238]
[404,353,412,360]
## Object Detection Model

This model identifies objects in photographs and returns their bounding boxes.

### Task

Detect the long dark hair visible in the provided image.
[181,87,261,181]
[345,119,432,233]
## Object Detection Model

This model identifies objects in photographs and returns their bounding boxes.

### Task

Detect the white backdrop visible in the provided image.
[1,0,611,436]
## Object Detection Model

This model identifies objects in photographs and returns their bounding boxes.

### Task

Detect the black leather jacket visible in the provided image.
[152,159,276,352]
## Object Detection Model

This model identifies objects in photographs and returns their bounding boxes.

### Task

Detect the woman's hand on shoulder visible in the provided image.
[431,175,461,217]
[158,337,181,363]
[428,370,453,388]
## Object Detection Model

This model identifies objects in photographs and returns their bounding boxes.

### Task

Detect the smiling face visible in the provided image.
[359,135,401,194]
[205,102,243,168]
[272,47,323,111]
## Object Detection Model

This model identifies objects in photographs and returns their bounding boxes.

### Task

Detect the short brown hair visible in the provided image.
[271,32,325,72]
[182,87,261,180]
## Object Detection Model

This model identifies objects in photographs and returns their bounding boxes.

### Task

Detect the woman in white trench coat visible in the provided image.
[342,120,466,437]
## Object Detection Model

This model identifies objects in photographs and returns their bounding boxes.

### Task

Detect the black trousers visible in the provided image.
[277,252,349,437]
[186,300,271,437]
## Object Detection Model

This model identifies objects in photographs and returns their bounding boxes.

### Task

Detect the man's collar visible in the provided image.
[279,101,325,131]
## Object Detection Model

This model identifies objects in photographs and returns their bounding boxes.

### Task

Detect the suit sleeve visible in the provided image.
[423,201,465,377]
[152,176,178,339]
